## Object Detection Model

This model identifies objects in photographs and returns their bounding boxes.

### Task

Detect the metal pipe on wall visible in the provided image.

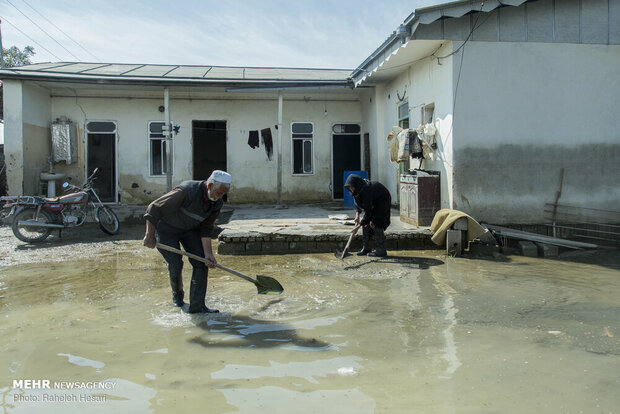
[164,87,172,191]
[277,92,283,205]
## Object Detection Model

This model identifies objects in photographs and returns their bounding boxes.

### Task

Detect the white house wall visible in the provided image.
[3,80,24,194]
[453,41,620,223]
[3,80,52,195]
[49,92,361,204]
[362,41,455,208]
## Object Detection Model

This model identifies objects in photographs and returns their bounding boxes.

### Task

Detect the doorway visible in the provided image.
[193,120,227,182]
[86,121,117,203]
[332,124,361,199]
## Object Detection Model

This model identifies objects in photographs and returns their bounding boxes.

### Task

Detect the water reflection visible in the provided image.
[188,314,332,350]
[217,386,375,414]
[344,255,444,270]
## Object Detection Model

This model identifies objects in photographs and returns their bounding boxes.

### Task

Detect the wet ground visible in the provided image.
[0,224,619,413]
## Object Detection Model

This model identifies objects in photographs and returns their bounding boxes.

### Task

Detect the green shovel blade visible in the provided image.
[256,275,284,295]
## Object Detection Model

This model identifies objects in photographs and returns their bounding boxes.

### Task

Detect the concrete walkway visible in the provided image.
[216,203,434,255]
[103,202,435,255]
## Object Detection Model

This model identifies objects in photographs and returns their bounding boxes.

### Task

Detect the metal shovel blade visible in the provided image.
[334,249,351,259]
[255,275,284,295]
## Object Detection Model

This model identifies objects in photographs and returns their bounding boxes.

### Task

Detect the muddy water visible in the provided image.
[0,239,619,413]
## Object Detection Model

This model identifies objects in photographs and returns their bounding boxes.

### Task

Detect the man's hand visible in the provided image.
[143,232,156,248]
[354,212,360,225]
[369,221,376,229]
[351,224,362,234]
[204,252,217,268]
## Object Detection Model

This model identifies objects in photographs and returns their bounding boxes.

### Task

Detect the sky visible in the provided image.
[0,0,442,69]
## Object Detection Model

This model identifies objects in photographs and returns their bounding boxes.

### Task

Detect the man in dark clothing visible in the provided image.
[344,174,392,257]
[143,170,231,313]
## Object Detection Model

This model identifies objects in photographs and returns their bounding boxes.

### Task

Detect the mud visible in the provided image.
[0,224,619,413]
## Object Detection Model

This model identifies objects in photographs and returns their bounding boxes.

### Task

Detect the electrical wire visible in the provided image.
[0,14,62,60]
[6,0,81,61]
[21,0,101,62]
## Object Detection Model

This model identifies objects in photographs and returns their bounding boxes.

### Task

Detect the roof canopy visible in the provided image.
[0,62,354,89]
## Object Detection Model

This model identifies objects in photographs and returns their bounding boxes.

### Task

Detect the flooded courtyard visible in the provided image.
[0,225,618,413]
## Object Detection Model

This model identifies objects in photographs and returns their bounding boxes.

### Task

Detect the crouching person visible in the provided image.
[344,174,392,258]
[143,170,231,313]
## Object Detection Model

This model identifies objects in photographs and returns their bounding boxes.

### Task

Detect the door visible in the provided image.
[193,121,227,181]
[86,121,117,203]
[332,124,361,199]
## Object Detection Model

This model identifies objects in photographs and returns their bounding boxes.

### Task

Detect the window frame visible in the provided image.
[148,120,174,177]
[290,121,314,176]
[397,101,409,129]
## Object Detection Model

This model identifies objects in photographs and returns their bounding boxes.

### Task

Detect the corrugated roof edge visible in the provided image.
[0,62,354,82]
[350,0,529,85]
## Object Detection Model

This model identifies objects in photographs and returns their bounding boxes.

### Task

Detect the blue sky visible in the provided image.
[1,0,441,69]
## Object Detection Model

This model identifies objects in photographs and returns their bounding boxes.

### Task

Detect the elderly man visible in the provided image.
[143,170,231,313]
[345,174,392,258]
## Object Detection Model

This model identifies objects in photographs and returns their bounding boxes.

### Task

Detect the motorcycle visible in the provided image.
[4,168,120,243]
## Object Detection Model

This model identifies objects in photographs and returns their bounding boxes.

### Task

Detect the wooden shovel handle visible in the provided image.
[155,243,256,284]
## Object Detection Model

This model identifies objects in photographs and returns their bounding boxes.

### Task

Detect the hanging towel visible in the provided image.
[261,128,273,160]
[397,128,410,162]
[248,130,260,149]
[386,126,402,163]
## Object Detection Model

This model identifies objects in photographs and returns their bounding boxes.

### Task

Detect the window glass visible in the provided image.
[398,101,409,129]
[149,121,172,176]
[291,122,313,174]
[332,124,361,134]
[87,121,116,133]
[292,123,313,134]
[293,140,304,174]
[303,141,312,173]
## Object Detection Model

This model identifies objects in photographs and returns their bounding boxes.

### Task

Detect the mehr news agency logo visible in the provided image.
[12,379,116,403]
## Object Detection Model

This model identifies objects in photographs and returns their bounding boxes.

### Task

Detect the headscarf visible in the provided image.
[344,174,368,196]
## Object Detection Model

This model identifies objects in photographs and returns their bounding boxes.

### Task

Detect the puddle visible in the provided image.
[0,237,619,413]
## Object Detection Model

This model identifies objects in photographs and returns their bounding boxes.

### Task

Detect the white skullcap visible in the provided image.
[209,170,232,184]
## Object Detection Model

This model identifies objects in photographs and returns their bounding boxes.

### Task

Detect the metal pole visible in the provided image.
[276,92,283,206]
[164,87,172,191]
[0,19,4,67]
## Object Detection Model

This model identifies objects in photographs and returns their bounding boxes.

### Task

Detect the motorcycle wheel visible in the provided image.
[12,208,54,243]
[96,206,120,235]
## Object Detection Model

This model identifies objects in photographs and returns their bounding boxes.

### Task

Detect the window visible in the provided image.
[149,121,173,176]
[291,122,313,174]
[422,103,435,124]
[398,101,409,129]
[397,102,410,173]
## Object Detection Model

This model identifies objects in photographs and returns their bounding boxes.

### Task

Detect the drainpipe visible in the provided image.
[164,87,172,191]
[276,92,283,206]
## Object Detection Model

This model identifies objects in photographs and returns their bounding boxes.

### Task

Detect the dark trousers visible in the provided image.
[156,222,208,312]
[362,225,387,254]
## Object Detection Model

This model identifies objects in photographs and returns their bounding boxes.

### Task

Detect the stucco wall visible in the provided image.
[362,41,455,208]
[50,92,361,204]
[3,80,24,195]
[22,83,51,194]
[453,41,620,223]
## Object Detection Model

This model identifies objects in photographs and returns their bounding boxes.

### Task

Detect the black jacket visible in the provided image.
[345,174,392,230]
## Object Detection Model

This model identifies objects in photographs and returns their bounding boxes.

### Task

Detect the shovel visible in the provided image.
[335,227,359,259]
[156,243,284,295]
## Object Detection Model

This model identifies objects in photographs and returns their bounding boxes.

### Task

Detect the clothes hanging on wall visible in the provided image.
[386,126,403,164]
[397,128,410,162]
[409,130,424,159]
[248,130,260,149]
[261,128,273,160]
